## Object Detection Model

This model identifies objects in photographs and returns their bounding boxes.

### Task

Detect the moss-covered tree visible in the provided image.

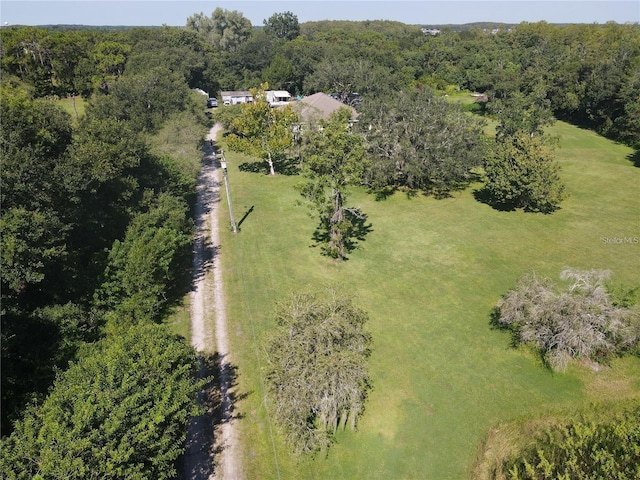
[265,290,372,454]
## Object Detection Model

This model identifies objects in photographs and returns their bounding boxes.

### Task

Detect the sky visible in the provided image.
[1,0,638,27]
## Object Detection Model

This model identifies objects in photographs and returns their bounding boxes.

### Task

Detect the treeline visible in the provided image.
[2,18,639,148]
[1,20,211,477]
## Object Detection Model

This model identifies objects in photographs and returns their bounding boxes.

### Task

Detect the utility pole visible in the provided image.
[219,150,237,233]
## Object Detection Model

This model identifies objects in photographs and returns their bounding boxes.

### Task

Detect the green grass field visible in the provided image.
[215,121,639,479]
[54,95,86,125]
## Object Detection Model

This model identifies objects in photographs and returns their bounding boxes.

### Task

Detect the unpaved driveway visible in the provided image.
[182,124,242,480]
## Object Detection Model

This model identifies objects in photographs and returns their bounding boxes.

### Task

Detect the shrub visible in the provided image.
[495,268,639,370]
[505,402,640,479]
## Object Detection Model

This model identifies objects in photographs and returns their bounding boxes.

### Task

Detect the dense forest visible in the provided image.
[1,10,639,477]
[2,18,639,146]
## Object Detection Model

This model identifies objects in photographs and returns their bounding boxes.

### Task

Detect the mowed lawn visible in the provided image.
[216,121,640,479]
[54,95,86,125]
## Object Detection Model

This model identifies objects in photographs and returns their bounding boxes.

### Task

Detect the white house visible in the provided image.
[266,90,292,107]
[220,91,254,106]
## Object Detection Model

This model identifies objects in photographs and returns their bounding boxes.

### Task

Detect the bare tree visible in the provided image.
[496,268,639,370]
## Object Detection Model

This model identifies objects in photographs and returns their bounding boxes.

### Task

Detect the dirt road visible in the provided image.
[182,124,242,480]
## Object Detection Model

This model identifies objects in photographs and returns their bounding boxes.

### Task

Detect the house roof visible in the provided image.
[220,91,252,97]
[270,90,291,97]
[290,92,359,123]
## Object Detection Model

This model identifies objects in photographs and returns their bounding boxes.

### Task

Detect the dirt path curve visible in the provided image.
[182,123,242,480]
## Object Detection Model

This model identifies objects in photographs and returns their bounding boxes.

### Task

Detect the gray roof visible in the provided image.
[290,92,359,123]
[220,91,252,97]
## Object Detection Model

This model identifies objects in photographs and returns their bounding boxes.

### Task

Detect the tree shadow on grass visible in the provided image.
[238,156,300,176]
[422,175,483,199]
[488,306,557,372]
[180,353,251,480]
[367,185,397,201]
[277,156,301,175]
[473,186,562,214]
[238,160,270,175]
[472,186,518,212]
[488,306,520,348]
[311,209,374,260]
[368,173,483,202]
[627,150,640,168]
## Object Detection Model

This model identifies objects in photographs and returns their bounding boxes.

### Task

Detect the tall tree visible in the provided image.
[63,114,149,260]
[483,132,566,213]
[91,40,131,93]
[185,12,215,40]
[186,8,252,51]
[212,7,252,51]
[41,30,92,97]
[263,11,300,41]
[233,30,278,80]
[1,302,99,437]
[489,87,555,141]
[482,80,565,213]
[359,87,485,196]
[0,86,72,299]
[0,324,205,480]
[0,27,56,95]
[88,66,191,133]
[279,35,324,94]
[262,53,294,91]
[266,290,372,454]
[304,58,395,104]
[615,67,640,149]
[94,193,193,329]
[298,107,368,259]
[226,84,299,175]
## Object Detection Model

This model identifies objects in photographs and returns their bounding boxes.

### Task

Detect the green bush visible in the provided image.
[505,402,640,479]
[0,324,205,480]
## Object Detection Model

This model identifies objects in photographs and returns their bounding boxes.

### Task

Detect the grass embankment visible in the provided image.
[216,120,639,479]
